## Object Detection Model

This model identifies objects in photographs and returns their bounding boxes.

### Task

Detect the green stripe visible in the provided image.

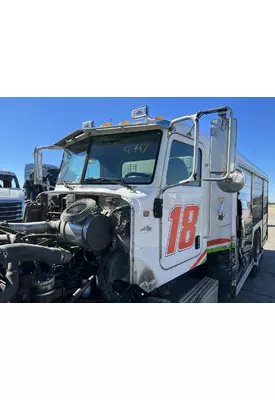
[199,257,207,266]
[207,241,235,254]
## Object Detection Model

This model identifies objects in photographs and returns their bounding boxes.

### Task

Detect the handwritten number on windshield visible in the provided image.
[124,144,149,155]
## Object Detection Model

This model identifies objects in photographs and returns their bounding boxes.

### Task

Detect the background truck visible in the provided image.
[0,170,25,223]
[0,106,268,303]
[23,163,59,201]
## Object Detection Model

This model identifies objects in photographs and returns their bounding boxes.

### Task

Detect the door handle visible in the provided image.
[195,235,200,249]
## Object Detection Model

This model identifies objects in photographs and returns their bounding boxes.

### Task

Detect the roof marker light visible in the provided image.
[131,105,149,120]
[154,116,164,120]
[82,120,94,130]
[100,122,112,127]
[119,120,130,125]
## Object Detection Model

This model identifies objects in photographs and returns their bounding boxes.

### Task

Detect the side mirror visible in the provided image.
[217,169,246,193]
[210,116,237,177]
[34,148,43,185]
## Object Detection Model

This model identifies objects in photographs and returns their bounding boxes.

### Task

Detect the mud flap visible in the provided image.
[204,248,238,302]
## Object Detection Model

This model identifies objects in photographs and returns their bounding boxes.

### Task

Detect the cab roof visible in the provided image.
[0,169,17,177]
[54,119,171,147]
[54,117,268,181]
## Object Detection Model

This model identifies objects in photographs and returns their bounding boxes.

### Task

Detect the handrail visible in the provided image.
[160,106,235,194]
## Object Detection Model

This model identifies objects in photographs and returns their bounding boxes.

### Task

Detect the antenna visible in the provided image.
[109,107,112,125]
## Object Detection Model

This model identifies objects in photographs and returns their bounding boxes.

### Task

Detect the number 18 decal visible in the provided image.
[166,205,199,256]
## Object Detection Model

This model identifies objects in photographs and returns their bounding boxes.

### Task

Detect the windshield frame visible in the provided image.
[57,129,163,186]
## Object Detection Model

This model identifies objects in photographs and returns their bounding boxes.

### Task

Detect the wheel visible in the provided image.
[250,231,261,277]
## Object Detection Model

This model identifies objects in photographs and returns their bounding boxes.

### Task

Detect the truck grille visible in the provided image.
[0,201,23,221]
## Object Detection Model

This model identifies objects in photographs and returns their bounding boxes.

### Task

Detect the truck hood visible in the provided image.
[0,188,25,201]
[54,184,157,201]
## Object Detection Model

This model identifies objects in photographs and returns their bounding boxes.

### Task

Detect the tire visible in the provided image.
[96,250,129,302]
[250,231,261,277]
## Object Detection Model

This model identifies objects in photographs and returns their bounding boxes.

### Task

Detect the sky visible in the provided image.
[0,97,274,199]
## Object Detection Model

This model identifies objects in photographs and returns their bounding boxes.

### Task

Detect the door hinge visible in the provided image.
[153,198,163,218]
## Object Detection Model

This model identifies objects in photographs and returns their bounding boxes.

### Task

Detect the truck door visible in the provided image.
[160,134,206,271]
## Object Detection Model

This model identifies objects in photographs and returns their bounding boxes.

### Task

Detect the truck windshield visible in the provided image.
[0,175,20,189]
[57,130,162,184]
[57,138,88,183]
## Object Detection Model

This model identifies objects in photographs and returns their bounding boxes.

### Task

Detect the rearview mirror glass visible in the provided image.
[210,117,237,175]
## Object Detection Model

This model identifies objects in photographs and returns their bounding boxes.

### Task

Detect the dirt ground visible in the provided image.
[233,206,275,302]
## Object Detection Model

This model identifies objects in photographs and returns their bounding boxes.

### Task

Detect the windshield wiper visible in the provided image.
[84,177,135,192]
[59,181,76,189]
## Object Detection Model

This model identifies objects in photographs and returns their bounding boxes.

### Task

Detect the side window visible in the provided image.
[166,140,202,186]
[252,175,264,222]
[263,180,268,240]
[263,180,268,215]
[239,168,252,211]
[11,178,18,188]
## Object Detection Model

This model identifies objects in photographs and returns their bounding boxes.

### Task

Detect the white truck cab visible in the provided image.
[27,105,247,302]
[0,170,25,222]
[0,105,267,303]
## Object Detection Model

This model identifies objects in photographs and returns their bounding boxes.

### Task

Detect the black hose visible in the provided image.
[0,225,20,235]
[0,243,72,265]
[0,244,73,302]
[0,221,59,234]
[0,262,19,303]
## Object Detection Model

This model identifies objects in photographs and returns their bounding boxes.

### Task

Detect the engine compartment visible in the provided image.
[0,192,134,303]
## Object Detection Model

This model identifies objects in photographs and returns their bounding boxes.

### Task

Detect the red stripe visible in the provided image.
[189,237,233,271]
[190,250,207,270]
[207,238,231,247]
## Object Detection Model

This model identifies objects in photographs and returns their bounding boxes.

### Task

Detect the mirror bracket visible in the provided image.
[33,145,63,185]
[159,106,237,197]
